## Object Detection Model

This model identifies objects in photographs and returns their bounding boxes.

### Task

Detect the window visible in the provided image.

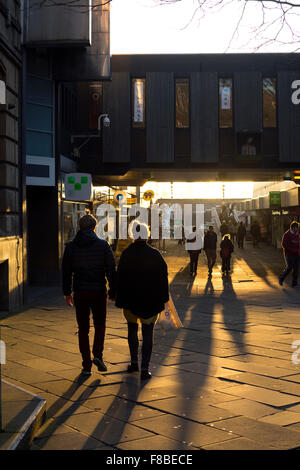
[263,78,276,128]
[219,78,233,128]
[176,78,189,128]
[132,78,146,127]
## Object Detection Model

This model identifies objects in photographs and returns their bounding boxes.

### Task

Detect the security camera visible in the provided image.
[103,116,110,128]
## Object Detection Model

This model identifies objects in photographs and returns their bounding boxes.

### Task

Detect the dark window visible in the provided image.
[132,78,146,128]
[175,78,189,128]
[219,78,233,128]
[263,78,276,128]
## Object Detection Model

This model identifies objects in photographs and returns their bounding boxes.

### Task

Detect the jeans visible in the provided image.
[127,322,155,371]
[280,255,299,286]
[205,249,216,271]
[222,256,231,273]
[189,252,199,274]
[73,290,107,370]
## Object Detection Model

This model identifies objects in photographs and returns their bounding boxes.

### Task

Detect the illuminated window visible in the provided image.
[219,78,233,128]
[263,78,276,128]
[176,78,189,128]
[132,78,146,128]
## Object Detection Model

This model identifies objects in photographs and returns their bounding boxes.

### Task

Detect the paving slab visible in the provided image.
[219,384,300,407]
[212,398,279,419]
[210,416,300,449]
[133,414,238,447]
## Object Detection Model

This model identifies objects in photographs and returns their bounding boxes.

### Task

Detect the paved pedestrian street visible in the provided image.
[1,240,300,450]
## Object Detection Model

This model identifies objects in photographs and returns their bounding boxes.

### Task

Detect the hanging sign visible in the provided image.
[65,173,92,201]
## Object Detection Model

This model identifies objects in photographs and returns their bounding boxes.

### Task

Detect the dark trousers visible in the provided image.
[205,249,216,271]
[73,290,107,370]
[280,255,299,286]
[222,256,231,273]
[189,252,199,274]
[127,322,154,371]
[237,236,245,248]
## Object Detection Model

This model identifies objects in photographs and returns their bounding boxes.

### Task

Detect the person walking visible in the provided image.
[228,220,236,245]
[204,225,217,275]
[186,226,202,276]
[62,214,116,375]
[236,221,246,248]
[279,221,300,288]
[220,220,229,239]
[220,234,234,275]
[115,221,169,380]
[251,220,261,247]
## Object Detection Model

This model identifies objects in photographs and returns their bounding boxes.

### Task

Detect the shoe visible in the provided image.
[279,277,283,286]
[127,363,139,373]
[81,369,91,376]
[292,283,300,288]
[93,357,107,372]
[141,370,152,380]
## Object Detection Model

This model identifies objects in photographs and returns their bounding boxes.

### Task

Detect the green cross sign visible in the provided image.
[269,191,281,207]
[65,173,92,201]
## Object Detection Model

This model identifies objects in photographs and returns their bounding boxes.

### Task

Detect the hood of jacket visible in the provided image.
[73,229,98,247]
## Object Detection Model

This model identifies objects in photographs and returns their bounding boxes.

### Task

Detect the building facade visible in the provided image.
[79,54,300,186]
[0,0,24,311]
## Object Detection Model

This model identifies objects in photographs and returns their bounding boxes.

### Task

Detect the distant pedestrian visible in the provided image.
[220,220,229,238]
[236,222,246,248]
[228,221,236,245]
[62,214,116,376]
[204,225,217,275]
[251,220,261,247]
[220,234,234,275]
[115,221,169,380]
[279,221,300,288]
[186,226,202,276]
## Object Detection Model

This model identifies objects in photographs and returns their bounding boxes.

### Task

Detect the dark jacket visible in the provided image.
[204,230,217,250]
[62,229,116,297]
[220,238,234,259]
[220,223,229,237]
[115,240,169,318]
[237,223,246,239]
[282,229,300,257]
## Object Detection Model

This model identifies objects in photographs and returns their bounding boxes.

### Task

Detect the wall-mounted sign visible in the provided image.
[269,191,281,207]
[65,173,92,201]
[133,79,144,123]
[221,86,231,110]
[114,191,127,203]
[143,190,155,201]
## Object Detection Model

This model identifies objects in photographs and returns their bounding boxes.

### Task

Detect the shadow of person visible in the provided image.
[219,274,248,356]
[33,375,102,448]
[204,274,215,296]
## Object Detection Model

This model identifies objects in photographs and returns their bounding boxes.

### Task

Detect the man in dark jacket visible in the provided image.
[62,214,116,375]
[236,221,246,248]
[115,221,169,380]
[279,221,300,287]
[204,225,217,275]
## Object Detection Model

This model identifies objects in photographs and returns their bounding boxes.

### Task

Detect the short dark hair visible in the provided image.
[79,214,97,231]
[209,225,213,230]
[290,221,299,229]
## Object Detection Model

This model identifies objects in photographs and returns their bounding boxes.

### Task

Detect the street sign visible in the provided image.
[114,191,127,203]
[127,197,137,205]
[143,190,155,201]
[65,173,92,201]
[269,191,281,207]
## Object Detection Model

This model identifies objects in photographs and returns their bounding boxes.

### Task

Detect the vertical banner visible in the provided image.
[134,80,144,123]
[221,86,231,110]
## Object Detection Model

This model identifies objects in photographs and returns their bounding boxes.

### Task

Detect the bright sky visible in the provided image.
[110,0,300,54]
